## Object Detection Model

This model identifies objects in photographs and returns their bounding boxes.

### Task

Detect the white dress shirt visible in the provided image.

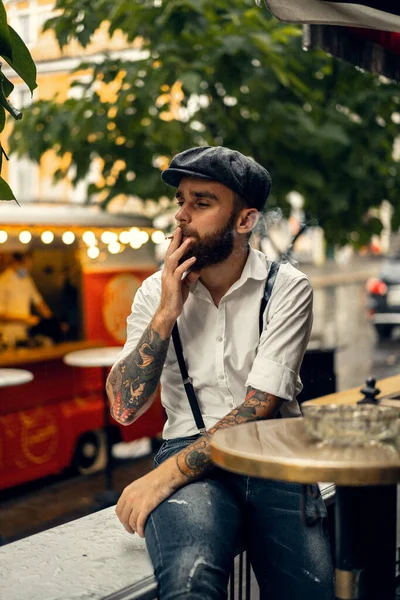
[0,268,44,345]
[116,248,313,439]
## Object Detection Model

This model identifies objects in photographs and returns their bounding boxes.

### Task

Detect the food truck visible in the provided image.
[0,202,166,490]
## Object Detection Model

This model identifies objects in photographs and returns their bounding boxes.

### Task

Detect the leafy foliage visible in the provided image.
[0,0,37,201]
[8,0,400,243]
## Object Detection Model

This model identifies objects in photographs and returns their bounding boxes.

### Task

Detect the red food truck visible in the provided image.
[0,203,166,490]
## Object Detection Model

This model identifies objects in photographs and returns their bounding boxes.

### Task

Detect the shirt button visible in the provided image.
[217,336,223,342]
[229,402,235,409]
[219,374,224,380]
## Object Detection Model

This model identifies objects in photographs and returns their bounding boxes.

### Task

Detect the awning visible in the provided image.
[260,1,400,80]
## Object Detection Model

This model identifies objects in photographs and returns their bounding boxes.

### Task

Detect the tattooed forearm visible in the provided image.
[174,387,284,480]
[106,323,169,424]
[175,435,211,479]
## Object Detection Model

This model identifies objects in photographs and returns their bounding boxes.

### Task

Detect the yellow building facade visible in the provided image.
[3,0,142,204]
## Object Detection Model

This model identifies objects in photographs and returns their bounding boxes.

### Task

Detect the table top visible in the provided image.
[63,346,123,368]
[0,368,34,388]
[304,373,400,407]
[210,418,400,486]
[0,340,106,368]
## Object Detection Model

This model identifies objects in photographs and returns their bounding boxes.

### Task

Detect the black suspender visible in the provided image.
[259,260,280,337]
[172,261,281,435]
[171,322,207,434]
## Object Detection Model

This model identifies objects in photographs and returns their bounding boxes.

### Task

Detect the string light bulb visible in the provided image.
[82,231,96,246]
[62,231,75,245]
[139,231,149,244]
[101,231,118,244]
[87,246,100,259]
[41,231,54,244]
[119,230,130,244]
[19,231,32,244]
[108,241,121,254]
[0,230,7,243]
[129,238,142,249]
[151,230,165,244]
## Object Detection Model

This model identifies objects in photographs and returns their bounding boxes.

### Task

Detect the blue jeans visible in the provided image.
[145,435,334,600]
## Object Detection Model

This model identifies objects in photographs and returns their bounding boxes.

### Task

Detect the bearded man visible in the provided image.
[107,146,334,600]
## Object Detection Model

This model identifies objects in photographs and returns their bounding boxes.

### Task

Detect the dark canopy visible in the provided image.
[260,1,400,80]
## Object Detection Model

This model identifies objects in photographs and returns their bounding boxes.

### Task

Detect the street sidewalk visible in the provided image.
[299,257,382,288]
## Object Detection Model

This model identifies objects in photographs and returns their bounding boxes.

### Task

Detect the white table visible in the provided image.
[63,346,123,507]
[0,368,33,387]
[63,346,123,369]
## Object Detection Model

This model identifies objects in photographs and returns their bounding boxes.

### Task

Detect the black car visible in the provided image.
[367,253,400,339]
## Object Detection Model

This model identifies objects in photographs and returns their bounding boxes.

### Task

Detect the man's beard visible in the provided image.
[178,210,237,272]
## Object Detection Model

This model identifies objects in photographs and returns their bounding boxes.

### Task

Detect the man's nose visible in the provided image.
[175,204,191,223]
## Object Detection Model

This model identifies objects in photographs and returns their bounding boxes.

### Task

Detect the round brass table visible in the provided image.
[211,418,400,600]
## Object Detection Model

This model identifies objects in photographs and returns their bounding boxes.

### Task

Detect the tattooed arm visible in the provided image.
[106,313,170,425]
[175,387,284,479]
[107,227,200,426]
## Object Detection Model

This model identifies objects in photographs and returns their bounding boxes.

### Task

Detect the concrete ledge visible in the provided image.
[0,507,155,600]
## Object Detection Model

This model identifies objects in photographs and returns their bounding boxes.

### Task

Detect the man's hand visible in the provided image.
[116,458,185,537]
[154,227,200,336]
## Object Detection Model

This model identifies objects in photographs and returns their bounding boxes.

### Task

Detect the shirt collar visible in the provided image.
[190,247,269,299]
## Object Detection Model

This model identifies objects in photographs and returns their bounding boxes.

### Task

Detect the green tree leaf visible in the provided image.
[0,105,6,134]
[2,27,37,93]
[0,3,13,60]
[2,74,14,97]
[0,175,15,200]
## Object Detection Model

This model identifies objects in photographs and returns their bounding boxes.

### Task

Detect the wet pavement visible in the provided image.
[0,454,155,544]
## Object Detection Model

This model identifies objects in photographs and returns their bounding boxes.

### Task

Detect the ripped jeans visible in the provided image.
[145,435,334,600]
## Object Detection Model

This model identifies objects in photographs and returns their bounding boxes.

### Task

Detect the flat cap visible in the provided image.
[161,146,272,212]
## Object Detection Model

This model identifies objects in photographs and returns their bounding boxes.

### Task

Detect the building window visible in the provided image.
[8,155,39,203]
[15,13,34,45]
[12,87,31,110]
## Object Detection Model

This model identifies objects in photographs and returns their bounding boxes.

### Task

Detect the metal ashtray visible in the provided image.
[302,404,399,446]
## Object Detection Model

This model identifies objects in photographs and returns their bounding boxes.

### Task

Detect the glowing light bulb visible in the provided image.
[87,246,100,259]
[139,231,149,244]
[108,241,121,254]
[0,230,8,243]
[119,230,130,244]
[101,231,118,244]
[19,230,32,244]
[41,231,54,244]
[62,231,75,245]
[151,230,165,244]
[82,231,96,245]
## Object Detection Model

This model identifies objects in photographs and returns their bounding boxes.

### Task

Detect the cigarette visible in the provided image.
[165,235,174,240]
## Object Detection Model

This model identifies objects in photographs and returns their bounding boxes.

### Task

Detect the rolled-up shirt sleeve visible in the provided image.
[114,275,161,364]
[245,274,313,402]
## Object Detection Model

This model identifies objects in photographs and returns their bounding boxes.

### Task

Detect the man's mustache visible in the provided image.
[180,229,200,240]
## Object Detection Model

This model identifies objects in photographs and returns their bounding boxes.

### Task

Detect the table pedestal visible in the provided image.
[63,347,123,510]
[335,486,397,600]
[95,366,120,510]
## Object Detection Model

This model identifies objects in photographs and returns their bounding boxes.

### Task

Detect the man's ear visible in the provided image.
[237,209,260,235]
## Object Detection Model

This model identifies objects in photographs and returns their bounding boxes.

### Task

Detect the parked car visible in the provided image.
[367,253,400,339]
